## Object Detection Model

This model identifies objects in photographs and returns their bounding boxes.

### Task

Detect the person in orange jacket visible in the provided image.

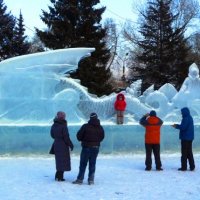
[139,110,163,171]
[114,93,127,124]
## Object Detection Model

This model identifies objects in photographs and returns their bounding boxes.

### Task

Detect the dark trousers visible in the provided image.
[145,143,162,169]
[181,140,195,170]
[77,147,99,181]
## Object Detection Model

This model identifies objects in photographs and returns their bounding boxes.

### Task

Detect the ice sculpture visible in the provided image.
[0,48,95,124]
[0,48,200,125]
[172,63,200,108]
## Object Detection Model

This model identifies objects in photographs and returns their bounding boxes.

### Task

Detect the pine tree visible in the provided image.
[13,10,30,56]
[36,0,112,96]
[0,0,16,61]
[171,27,191,88]
[136,0,191,91]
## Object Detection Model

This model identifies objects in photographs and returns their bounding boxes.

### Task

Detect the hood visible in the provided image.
[116,93,125,101]
[88,118,100,126]
[181,107,190,117]
[147,116,160,125]
[53,118,67,125]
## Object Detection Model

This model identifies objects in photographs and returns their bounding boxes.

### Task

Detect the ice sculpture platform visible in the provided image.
[0,125,200,155]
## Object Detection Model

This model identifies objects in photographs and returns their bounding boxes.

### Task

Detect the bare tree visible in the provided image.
[29,34,45,53]
[103,18,119,69]
[104,18,131,78]
[188,32,200,66]
[171,0,200,29]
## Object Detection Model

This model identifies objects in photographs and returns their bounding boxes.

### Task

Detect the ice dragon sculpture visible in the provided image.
[0,48,199,125]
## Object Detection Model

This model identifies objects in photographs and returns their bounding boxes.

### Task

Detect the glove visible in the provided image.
[171,124,177,128]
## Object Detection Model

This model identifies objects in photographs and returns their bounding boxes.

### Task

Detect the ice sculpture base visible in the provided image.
[1,125,200,155]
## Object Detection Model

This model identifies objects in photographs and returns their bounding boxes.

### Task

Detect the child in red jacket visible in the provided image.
[114,93,127,124]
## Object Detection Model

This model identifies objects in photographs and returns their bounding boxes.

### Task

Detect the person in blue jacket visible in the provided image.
[172,107,195,171]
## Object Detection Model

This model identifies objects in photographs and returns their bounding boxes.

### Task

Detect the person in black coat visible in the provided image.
[50,111,74,181]
[72,113,105,185]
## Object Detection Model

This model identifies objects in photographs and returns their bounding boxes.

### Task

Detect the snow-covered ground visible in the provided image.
[1,154,200,200]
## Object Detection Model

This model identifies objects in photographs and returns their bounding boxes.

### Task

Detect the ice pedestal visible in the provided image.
[0,125,200,155]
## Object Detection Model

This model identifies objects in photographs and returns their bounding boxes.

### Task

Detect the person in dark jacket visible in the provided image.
[72,113,105,185]
[139,110,163,171]
[172,107,195,171]
[114,93,127,124]
[50,111,74,181]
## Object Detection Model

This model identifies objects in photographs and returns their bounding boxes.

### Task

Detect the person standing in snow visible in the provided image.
[114,93,127,124]
[172,107,195,171]
[139,110,163,171]
[72,113,104,185]
[50,111,74,181]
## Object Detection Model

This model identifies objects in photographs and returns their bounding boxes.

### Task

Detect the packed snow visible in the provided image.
[1,154,200,200]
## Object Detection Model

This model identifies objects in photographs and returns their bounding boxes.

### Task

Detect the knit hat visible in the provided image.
[149,110,156,116]
[56,111,66,120]
[90,112,98,119]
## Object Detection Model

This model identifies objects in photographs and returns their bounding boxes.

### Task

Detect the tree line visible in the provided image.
[0,0,200,96]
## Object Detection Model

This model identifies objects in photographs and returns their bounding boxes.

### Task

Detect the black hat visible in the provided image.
[149,110,156,116]
[90,112,98,119]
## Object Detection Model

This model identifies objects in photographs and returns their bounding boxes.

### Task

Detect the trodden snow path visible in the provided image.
[0,154,200,200]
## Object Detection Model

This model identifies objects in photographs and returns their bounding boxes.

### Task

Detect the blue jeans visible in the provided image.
[77,147,99,181]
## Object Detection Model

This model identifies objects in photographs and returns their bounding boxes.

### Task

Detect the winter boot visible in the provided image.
[156,167,163,171]
[178,168,187,171]
[88,180,94,185]
[72,179,83,185]
[145,167,151,171]
[55,171,65,181]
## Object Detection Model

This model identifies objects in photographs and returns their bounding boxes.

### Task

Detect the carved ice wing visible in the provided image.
[0,48,95,74]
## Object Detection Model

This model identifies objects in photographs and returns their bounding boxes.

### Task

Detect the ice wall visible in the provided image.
[1,125,200,155]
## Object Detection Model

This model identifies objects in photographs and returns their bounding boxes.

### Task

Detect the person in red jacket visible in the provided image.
[139,110,163,171]
[114,93,127,124]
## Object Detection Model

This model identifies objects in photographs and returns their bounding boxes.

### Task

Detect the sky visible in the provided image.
[3,0,138,39]
[3,0,200,39]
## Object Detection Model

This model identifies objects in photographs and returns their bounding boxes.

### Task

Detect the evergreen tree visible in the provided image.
[136,0,191,91]
[13,10,30,56]
[36,0,112,96]
[0,0,15,61]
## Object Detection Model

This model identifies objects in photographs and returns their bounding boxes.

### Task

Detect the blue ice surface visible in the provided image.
[0,125,199,155]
